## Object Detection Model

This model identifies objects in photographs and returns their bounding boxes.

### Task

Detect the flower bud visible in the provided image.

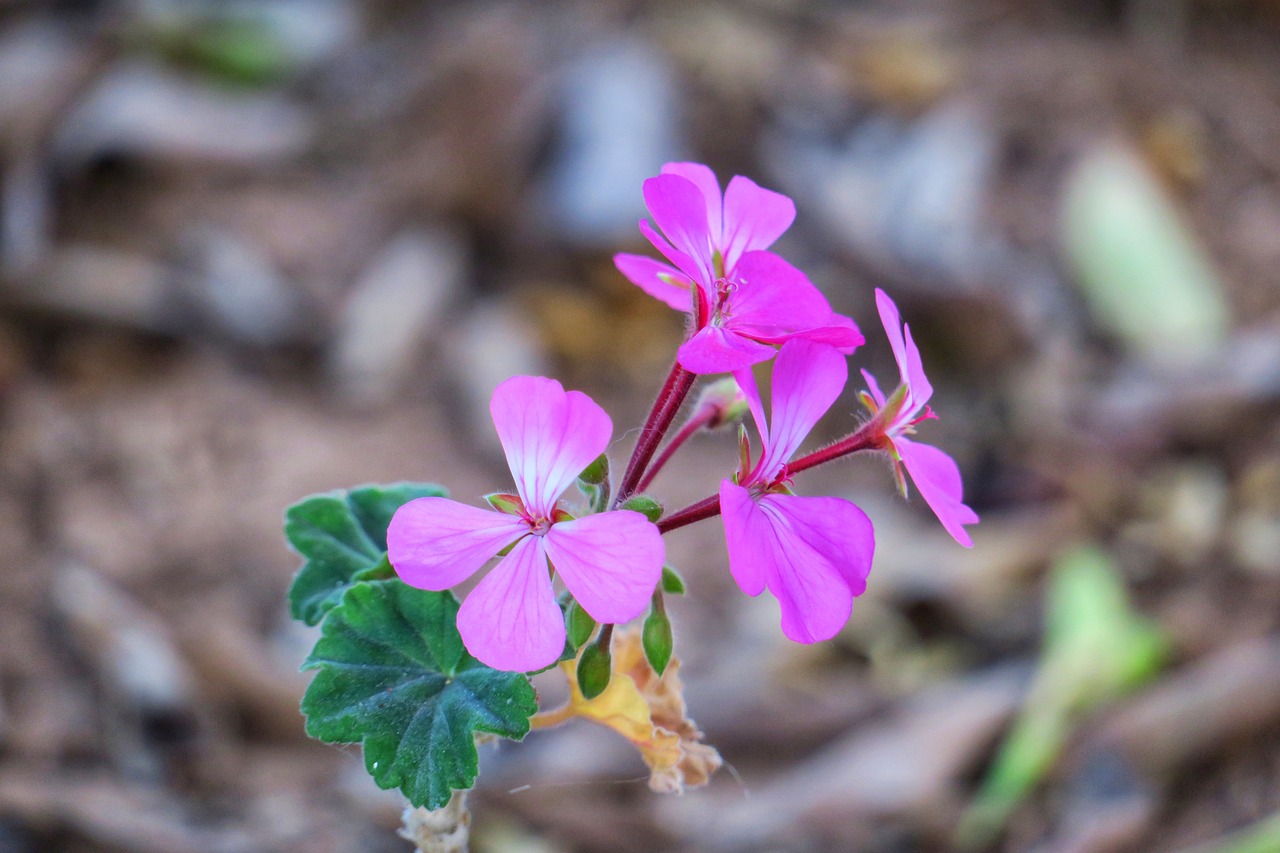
[643,604,673,676]
[694,378,748,429]
[621,495,663,523]
[577,635,612,700]
[566,600,597,649]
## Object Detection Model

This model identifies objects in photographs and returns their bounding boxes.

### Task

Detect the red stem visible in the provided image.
[786,422,882,475]
[656,494,722,533]
[616,362,695,504]
[636,406,715,493]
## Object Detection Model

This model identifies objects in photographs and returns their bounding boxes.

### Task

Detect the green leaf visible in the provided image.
[957,545,1167,849]
[285,482,446,626]
[1063,143,1228,363]
[301,580,537,810]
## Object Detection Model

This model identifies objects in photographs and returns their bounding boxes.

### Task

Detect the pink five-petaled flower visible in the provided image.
[387,376,665,672]
[613,162,863,375]
[862,289,979,548]
[720,339,875,643]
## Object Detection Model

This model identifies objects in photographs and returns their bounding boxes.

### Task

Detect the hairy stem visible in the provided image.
[400,791,470,853]
[786,422,882,475]
[616,361,695,504]
[657,494,722,534]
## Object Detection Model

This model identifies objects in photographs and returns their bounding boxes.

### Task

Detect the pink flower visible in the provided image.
[387,376,664,672]
[720,339,875,643]
[862,289,979,547]
[613,162,863,375]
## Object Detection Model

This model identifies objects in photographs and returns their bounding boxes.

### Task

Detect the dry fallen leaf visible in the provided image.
[534,628,722,794]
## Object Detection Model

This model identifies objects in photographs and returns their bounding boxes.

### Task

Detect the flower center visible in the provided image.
[710,276,740,326]
[527,515,553,536]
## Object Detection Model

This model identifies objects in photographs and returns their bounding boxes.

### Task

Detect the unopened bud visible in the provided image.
[694,378,748,429]
[566,600,596,649]
[621,495,663,523]
[577,635,612,699]
[643,603,673,676]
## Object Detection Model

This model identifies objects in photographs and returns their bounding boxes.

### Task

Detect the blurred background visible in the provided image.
[2,0,1279,851]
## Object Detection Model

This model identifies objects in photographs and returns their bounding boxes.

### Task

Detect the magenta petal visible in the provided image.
[731,364,769,455]
[793,314,865,354]
[762,492,875,598]
[723,487,870,643]
[613,253,693,311]
[875,288,932,406]
[902,322,934,406]
[756,339,847,477]
[490,376,613,518]
[661,162,722,239]
[643,174,715,284]
[388,497,528,591]
[718,480,767,596]
[861,368,888,407]
[543,511,664,624]
[730,252,832,332]
[638,219,705,287]
[678,326,776,375]
[721,176,796,273]
[457,536,564,672]
[896,438,979,548]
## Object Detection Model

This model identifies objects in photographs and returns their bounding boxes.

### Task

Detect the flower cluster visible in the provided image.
[388,163,978,672]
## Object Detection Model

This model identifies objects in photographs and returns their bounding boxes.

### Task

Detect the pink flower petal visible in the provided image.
[643,174,715,284]
[639,219,705,287]
[896,438,979,548]
[791,314,865,354]
[860,368,888,407]
[661,162,722,240]
[543,511,664,624]
[721,176,796,274]
[718,480,768,597]
[490,376,613,518]
[613,253,693,311]
[762,492,875,598]
[756,339,847,477]
[722,484,872,643]
[388,497,529,590]
[902,322,933,408]
[457,536,564,672]
[729,251,832,334]
[731,363,769,454]
[678,325,777,375]
[875,288,932,407]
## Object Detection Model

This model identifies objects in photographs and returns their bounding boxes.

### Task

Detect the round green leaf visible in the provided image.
[301,580,537,810]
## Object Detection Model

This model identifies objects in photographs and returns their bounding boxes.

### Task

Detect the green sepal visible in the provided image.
[577,453,610,486]
[300,580,538,810]
[660,565,686,595]
[567,600,597,650]
[642,603,673,676]
[484,492,524,515]
[285,482,446,626]
[577,637,612,700]
[620,495,663,524]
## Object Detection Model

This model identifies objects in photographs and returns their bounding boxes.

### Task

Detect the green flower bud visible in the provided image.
[621,495,663,524]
